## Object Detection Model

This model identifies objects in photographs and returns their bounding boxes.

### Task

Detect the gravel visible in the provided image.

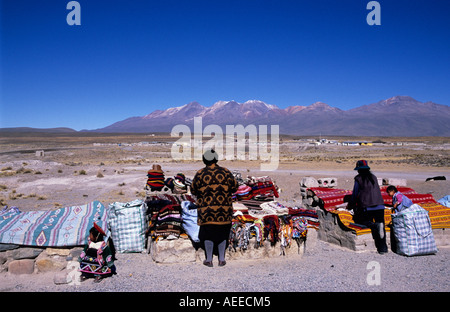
[2,239,449,293]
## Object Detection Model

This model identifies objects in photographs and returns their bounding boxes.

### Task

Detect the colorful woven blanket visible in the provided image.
[308,186,436,212]
[0,201,107,247]
[308,187,450,235]
[335,202,450,235]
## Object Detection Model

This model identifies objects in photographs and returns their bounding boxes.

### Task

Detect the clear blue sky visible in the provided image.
[1,0,449,130]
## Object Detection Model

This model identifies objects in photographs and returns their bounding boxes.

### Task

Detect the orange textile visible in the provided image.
[332,203,450,235]
[309,186,449,235]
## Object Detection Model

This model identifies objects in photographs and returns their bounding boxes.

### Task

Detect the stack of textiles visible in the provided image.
[152,204,183,238]
[232,174,280,211]
[288,207,320,230]
[163,173,192,194]
[146,164,165,192]
[259,201,289,216]
[146,194,196,239]
[246,176,279,198]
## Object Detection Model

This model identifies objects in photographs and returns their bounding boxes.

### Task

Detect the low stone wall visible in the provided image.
[0,245,84,284]
[148,231,317,264]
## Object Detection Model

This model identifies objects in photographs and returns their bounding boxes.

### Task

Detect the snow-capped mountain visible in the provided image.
[92,96,450,136]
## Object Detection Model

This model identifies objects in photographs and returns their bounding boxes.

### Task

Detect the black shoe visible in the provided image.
[203,260,213,267]
[218,260,226,267]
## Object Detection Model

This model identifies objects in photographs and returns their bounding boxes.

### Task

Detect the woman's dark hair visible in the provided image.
[357,168,376,185]
[90,226,104,243]
[386,185,398,193]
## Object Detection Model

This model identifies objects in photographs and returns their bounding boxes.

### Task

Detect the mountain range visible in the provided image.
[92,96,450,136]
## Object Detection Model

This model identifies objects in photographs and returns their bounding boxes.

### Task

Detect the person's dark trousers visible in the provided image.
[354,209,388,253]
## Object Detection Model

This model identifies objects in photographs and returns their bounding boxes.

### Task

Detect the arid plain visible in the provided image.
[1,132,449,212]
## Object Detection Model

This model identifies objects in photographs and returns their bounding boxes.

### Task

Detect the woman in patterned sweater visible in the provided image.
[191,149,239,267]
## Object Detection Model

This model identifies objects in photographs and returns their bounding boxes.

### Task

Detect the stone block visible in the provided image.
[317,177,337,188]
[149,237,197,263]
[8,259,35,275]
[0,244,20,252]
[382,178,407,186]
[46,248,71,256]
[6,247,43,260]
[35,252,67,272]
[300,177,319,188]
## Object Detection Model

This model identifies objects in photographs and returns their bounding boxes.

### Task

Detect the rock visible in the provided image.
[317,177,337,188]
[69,247,84,259]
[150,237,197,263]
[53,271,71,285]
[0,252,7,265]
[300,177,319,188]
[35,252,67,272]
[65,260,82,285]
[46,248,71,256]
[0,244,20,252]
[6,247,43,260]
[8,259,35,275]
[382,178,407,186]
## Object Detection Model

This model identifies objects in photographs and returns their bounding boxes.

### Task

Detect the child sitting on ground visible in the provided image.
[386,185,414,213]
[78,223,116,283]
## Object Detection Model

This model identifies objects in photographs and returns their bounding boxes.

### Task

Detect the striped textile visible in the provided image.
[0,201,107,247]
[307,187,353,211]
[332,202,450,235]
[308,186,436,212]
[309,186,449,235]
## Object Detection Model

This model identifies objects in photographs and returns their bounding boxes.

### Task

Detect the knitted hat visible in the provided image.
[354,160,370,170]
[147,164,165,191]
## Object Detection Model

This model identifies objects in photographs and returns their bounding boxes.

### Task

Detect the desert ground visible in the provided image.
[0,132,449,294]
[1,132,449,211]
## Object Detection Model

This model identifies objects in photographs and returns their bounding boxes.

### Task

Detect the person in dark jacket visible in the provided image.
[349,160,388,254]
[191,149,239,267]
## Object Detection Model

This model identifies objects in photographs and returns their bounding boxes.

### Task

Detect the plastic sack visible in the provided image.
[391,204,438,256]
[108,199,148,253]
[438,195,450,208]
[181,201,200,243]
